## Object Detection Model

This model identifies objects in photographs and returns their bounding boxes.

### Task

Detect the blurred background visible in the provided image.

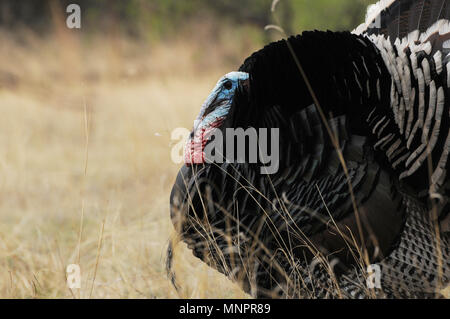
[0,0,375,298]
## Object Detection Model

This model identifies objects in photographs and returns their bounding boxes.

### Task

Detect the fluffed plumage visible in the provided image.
[169,0,450,298]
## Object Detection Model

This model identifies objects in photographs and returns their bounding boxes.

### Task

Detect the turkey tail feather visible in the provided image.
[354,0,450,40]
[354,0,450,207]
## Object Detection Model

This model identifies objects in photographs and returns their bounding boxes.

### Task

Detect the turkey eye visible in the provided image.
[223,80,232,90]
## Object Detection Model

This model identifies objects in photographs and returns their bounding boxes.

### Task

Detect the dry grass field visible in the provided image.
[0,23,448,299]
[0,25,259,298]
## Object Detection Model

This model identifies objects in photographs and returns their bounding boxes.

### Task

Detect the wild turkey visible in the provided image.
[169,0,450,298]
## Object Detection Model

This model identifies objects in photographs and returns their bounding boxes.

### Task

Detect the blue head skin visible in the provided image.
[186,71,249,164]
[194,71,249,131]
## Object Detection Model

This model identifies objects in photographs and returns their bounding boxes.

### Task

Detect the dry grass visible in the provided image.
[0,25,257,298]
[0,20,448,299]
